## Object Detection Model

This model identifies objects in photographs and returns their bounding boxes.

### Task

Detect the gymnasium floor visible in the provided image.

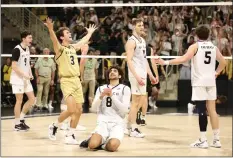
[1,113,232,156]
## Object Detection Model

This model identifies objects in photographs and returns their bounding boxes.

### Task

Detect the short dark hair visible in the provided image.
[132,18,143,26]
[107,65,124,83]
[20,31,31,40]
[56,27,70,43]
[195,25,210,40]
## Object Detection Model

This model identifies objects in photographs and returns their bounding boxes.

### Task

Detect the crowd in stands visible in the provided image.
[1,1,232,110]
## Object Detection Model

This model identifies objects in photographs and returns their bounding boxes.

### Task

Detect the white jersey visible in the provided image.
[10,45,30,85]
[128,35,147,79]
[191,41,216,87]
[97,84,130,124]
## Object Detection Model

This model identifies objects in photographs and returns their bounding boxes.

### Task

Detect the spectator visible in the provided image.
[89,8,99,25]
[1,57,12,88]
[34,48,56,111]
[30,46,38,93]
[82,49,98,108]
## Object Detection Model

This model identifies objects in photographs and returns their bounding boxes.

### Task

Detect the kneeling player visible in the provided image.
[80,66,131,152]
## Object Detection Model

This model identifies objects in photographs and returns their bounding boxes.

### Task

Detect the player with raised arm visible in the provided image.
[155,25,226,148]
[44,17,97,144]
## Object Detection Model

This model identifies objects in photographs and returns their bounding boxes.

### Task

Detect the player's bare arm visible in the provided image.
[71,24,97,51]
[215,47,227,76]
[156,43,197,65]
[150,48,159,84]
[80,44,89,82]
[151,48,159,82]
[44,17,61,56]
[11,61,30,80]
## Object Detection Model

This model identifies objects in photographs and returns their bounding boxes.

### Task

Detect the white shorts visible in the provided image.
[93,121,124,144]
[192,86,217,101]
[129,77,147,95]
[11,81,33,94]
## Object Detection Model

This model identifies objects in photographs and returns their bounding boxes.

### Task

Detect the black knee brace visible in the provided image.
[196,101,208,132]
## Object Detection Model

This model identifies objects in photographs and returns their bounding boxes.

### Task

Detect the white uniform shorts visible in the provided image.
[192,86,217,101]
[129,77,147,95]
[11,80,33,94]
[93,121,124,144]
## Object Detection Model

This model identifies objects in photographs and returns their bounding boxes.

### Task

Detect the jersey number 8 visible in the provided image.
[106,97,112,107]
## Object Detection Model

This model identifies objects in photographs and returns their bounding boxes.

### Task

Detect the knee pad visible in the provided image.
[196,101,207,116]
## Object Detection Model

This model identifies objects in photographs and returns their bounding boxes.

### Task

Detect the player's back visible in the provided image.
[55,45,80,78]
[97,84,128,123]
[191,41,216,87]
[10,45,30,85]
[127,35,147,78]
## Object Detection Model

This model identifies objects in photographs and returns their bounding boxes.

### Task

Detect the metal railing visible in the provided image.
[2,7,53,50]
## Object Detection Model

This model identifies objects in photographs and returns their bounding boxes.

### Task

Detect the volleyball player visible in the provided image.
[10,31,36,131]
[125,18,157,137]
[155,25,226,148]
[136,29,159,126]
[79,66,131,152]
[45,17,96,144]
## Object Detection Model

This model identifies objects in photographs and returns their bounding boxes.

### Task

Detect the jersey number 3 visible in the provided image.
[204,51,211,64]
[106,97,112,107]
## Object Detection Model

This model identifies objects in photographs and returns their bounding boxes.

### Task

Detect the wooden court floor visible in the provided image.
[1,113,232,156]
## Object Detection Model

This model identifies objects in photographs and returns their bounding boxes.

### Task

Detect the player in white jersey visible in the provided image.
[155,25,226,148]
[10,31,36,131]
[79,66,131,152]
[125,18,158,137]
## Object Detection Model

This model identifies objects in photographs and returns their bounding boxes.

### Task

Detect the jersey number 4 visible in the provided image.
[106,97,112,107]
[204,51,211,64]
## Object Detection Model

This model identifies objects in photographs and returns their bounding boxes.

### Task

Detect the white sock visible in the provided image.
[200,132,207,141]
[131,124,137,131]
[53,120,60,127]
[68,128,75,136]
[141,115,145,120]
[15,118,20,125]
[20,112,25,120]
[213,129,220,140]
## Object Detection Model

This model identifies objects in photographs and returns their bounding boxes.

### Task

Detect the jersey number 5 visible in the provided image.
[106,97,112,107]
[204,51,211,64]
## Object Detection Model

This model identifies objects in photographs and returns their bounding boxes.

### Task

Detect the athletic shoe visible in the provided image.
[190,139,208,148]
[140,119,146,126]
[65,134,79,145]
[76,125,86,131]
[14,123,28,131]
[20,120,30,129]
[129,128,145,138]
[136,111,141,125]
[80,138,90,148]
[60,122,69,130]
[48,124,58,141]
[210,139,221,148]
[188,103,195,115]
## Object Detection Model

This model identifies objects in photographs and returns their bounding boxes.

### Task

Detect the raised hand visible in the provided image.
[44,17,54,30]
[85,24,97,34]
